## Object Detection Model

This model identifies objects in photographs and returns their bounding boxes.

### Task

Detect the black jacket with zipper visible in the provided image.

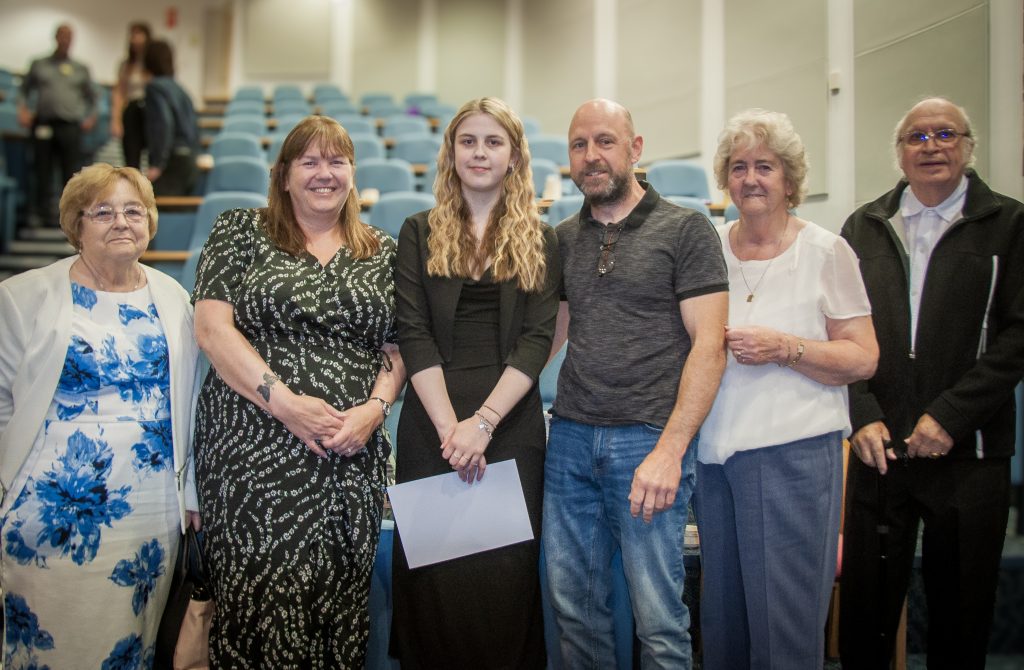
[840,169,1024,459]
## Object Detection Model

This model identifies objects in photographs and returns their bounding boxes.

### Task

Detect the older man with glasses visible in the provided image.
[542,98,728,669]
[839,97,1024,669]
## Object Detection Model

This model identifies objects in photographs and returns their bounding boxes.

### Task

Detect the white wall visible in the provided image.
[351,0,420,101]
[436,0,506,107]
[724,0,829,198]
[519,0,596,136]
[854,0,990,205]
[243,0,331,80]
[0,0,206,107]
[618,0,703,162]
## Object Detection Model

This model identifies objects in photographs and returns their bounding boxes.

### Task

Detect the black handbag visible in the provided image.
[154,525,214,670]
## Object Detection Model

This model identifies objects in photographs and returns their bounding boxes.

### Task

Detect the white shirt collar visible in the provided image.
[900,175,969,222]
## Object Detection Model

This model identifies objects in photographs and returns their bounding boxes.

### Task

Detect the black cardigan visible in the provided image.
[395,210,561,381]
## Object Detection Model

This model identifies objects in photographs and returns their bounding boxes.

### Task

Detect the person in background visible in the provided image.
[543,99,728,669]
[191,115,404,667]
[142,40,198,196]
[111,21,151,169]
[697,108,877,668]
[17,23,97,227]
[839,97,1024,669]
[390,96,558,669]
[0,163,201,669]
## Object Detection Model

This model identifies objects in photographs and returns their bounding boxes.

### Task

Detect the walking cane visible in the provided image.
[877,438,908,663]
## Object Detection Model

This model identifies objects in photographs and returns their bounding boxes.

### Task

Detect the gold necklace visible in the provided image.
[78,255,143,292]
[736,217,788,302]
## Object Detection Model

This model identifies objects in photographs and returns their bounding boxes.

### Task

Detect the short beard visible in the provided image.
[577,170,632,207]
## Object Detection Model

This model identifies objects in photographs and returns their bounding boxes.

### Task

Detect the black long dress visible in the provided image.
[390,275,547,669]
[192,208,397,668]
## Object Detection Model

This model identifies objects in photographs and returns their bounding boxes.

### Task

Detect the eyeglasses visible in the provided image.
[900,128,967,147]
[597,224,622,277]
[81,206,148,224]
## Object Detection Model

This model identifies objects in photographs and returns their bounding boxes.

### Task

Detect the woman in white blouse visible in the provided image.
[696,109,878,669]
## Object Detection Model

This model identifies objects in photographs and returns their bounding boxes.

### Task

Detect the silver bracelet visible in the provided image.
[474,411,494,440]
[368,396,391,420]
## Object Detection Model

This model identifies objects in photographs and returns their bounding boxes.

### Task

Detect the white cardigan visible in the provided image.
[0,256,201,531]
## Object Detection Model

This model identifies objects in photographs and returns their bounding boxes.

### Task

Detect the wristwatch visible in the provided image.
[369,396,391,418]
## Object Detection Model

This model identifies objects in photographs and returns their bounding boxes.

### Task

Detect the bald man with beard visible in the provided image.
[542,99,728,669]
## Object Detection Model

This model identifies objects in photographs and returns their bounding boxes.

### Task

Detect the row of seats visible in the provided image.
[210,114,720,196]
[230,85,453,118]
[220,103,547,143]
[200,138,571,206]
[206,130,440,172]
[230,85,413,105]
[218,86,553,151]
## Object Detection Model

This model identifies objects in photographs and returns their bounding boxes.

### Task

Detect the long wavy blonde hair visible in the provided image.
[266,115,379,259]
[427,97,547,293]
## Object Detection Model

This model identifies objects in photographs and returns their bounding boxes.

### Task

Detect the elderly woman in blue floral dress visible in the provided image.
[0,164,200,669]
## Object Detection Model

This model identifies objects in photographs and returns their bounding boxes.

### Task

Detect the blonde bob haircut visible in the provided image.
[713,108,809,209]
[428,97,547,293]
[267,115,379,259]
[59,163,158,250]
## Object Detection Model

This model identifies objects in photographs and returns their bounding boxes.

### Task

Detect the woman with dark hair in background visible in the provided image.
[111,21,151,169]
[142,40,198,196]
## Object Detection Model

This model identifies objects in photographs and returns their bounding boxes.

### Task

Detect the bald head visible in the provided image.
[570,99,636,142]
[55,24,73,57]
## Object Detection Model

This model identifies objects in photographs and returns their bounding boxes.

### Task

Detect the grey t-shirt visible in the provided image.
[553,183,727,427]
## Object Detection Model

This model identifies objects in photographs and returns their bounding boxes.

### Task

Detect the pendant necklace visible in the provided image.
[737,217,788,302]
[79,254,143,292]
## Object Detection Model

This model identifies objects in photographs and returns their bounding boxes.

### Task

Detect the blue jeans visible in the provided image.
[542,416,697,670]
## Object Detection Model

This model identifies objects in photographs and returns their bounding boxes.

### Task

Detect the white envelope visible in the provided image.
[387,459,534,568]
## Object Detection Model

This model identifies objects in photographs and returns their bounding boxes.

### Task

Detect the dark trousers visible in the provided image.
[839,455,1010,670]
[121,99,146,169]
[151,151,198,197]
[31,119,83,222]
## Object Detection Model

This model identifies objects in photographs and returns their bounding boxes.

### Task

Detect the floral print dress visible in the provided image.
[1,283,179,670]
